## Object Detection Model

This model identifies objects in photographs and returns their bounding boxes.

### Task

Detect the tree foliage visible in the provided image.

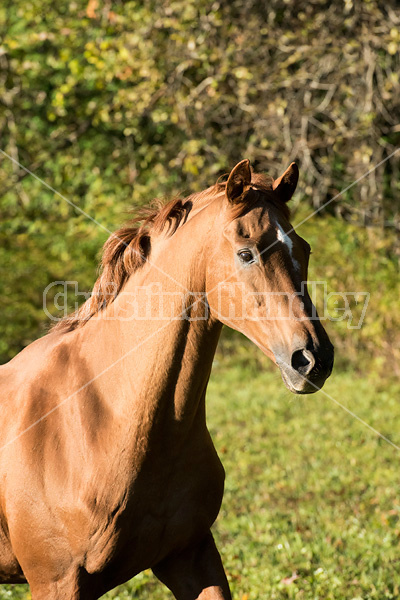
[0,0,399,362]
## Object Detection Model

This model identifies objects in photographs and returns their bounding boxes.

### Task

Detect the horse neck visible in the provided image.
[86,198,223,430]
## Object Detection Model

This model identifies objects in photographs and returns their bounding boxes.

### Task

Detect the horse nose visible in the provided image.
[291,348,315,377]
[275,341,334,394]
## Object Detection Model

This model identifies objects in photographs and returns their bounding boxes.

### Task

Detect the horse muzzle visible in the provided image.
[275,342,334,394]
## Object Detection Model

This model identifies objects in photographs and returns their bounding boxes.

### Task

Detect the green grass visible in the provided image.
[2,360,399,599]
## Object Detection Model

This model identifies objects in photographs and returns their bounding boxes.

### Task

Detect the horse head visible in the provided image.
[206,159,334,394]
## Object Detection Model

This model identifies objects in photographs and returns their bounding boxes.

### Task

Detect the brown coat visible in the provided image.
[0,161,333,599]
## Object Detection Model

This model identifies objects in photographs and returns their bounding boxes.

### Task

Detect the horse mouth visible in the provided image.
[279,367,321,394]
[278,360,333,395]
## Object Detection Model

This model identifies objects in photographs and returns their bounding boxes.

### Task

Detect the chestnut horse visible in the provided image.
[0,160,333,599]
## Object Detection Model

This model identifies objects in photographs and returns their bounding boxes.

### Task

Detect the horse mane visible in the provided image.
[51,172,288,333]
[51,195,195,333]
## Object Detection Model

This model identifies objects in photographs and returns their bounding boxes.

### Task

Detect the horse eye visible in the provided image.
[238,249,254,263]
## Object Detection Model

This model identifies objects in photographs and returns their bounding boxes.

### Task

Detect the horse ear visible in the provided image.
[273,162,299,202]
[226,159,252,203]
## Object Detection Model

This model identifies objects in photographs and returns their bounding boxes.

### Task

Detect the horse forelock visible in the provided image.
[227,173,291,221]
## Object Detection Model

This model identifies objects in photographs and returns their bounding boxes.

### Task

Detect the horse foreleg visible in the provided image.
[153,531,232,600]
[28,567,97,600]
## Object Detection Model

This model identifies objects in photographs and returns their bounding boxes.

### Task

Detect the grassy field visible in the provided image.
[1,356,399,600]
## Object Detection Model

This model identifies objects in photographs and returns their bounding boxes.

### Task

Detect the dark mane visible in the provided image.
[51,197,193,333]
[52,172,289,333]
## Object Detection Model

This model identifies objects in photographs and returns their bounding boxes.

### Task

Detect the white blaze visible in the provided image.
[276,223,300,272]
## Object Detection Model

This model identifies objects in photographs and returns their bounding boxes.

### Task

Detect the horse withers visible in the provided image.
[0,160,333,599]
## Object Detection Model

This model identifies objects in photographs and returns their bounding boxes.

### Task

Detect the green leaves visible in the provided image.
[0,0,399,363]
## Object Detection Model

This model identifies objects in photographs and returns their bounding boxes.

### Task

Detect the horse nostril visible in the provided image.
[291,348,315,376]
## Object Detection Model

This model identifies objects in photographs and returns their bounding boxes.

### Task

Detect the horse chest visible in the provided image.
[86,435,225,579]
